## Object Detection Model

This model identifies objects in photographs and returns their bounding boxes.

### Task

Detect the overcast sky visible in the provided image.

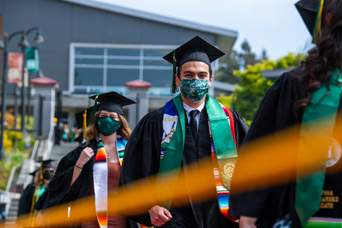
[93,0,315,60]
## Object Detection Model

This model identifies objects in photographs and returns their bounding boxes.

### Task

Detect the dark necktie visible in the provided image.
[189,110,199,143]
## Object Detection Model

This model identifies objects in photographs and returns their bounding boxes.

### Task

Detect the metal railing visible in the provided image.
[0,166,17,219]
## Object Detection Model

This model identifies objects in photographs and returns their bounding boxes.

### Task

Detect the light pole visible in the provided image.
[24,27,44,130]
[0,31,29,160]
[0,35,5,160]
[18,32,30,133]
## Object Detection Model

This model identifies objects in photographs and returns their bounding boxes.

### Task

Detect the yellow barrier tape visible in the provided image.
[1,116,340,228]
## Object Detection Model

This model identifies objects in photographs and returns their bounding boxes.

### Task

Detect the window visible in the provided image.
[143,69,170,87]
[71,44,174,95]
[107,69,140,86]
[74,68,103,86]
[70,43,219,95]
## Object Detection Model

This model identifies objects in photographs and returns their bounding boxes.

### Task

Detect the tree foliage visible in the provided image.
[217,52,306,125]
[239,40,258,69]
[216,50,241,84]
[216,40,266,84]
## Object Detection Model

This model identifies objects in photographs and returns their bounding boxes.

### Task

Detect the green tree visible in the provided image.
[260,49,268,61]
[216,50,241,84]
[217,52,306,125]
[216,40,262,84]
[239,40,257,69]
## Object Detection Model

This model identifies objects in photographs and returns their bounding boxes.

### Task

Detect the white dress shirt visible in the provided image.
[183,102,205,130]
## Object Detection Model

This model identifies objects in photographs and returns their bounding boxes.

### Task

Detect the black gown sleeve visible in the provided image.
[44,140,97,209]
[18,183,36,216]
[230,67,306,222]
[230,109,249,149]
[119,107,164,226]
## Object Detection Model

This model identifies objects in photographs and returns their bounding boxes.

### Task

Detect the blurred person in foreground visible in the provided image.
[18,160,55,225]
[44,91,139,228]
[120,36,248,228]
[230,0,342,227]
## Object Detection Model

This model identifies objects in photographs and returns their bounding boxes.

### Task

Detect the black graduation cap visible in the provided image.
[35,159,55,169]
[89,91,136,115]
[163,36,225,93]
[163,36,225,68]
[29,168,40,176]
[295,0,320,36]
[74,133,84,144]
[75,106,96,129]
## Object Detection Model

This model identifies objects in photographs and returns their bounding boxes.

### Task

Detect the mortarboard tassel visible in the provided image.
[90,94,99,124]
[40,161,43,180]
[83,109,87,138]
[171,51,177,93]
[313,0,324,43]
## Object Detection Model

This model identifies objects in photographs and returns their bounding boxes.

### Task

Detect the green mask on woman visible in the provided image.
[97,116,120,136]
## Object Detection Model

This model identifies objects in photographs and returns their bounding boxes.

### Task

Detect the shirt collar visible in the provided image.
[183,102,205,116]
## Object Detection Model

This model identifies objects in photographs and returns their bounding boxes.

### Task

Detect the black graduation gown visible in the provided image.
[18,183,36,216]
[230,66,342,227]
[44,139,139,228]
[119,103,249,227]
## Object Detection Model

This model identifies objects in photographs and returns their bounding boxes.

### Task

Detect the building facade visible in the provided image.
[0,0,237,127]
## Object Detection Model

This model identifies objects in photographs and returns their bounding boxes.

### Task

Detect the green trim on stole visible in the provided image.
[306,220,342,228]
[34,184,46,201]
[296,68,342,227]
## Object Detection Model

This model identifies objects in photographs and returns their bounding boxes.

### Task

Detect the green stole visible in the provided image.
[296,68,342,227]
[157,94,237,208]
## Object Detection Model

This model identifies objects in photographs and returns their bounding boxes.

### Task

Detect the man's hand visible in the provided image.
[239,216,258,228]
[148,205,172,226]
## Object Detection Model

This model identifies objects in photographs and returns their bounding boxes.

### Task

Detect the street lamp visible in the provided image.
[32,30,44,44]
[0,36,4,49]
[18,34,30,48]
[0,30,29,160]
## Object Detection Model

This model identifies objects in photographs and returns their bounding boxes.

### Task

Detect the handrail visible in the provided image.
[3,166,17,217]
[5,167,16,193]
[30,140,39,160]
[24,140,40,188]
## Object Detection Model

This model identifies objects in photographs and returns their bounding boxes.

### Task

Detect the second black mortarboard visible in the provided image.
[295,0,319,35]
[89,91,136,115]
[75,106,96,128]
[163,36,225,93]
[295,0,324,42]
[29,168,40,176]
[35,159,55,169]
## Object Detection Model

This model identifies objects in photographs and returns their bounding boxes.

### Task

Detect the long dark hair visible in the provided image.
[294,0,342,111]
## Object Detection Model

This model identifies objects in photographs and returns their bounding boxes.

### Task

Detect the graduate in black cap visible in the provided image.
[18,169,39,216]
[44,91,139,228]
[230,1,342,227]
[119,36,248,228]
[17,159,55,221]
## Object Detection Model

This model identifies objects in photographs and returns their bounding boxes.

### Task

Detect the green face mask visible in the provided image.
[180,79,209,103]
[97,116,120,136]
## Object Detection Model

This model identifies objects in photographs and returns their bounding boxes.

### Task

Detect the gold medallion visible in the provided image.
[223,162,235,177]
[326,138,341,168]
